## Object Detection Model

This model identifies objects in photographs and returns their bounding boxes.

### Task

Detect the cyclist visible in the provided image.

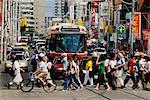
[35,53,48,85]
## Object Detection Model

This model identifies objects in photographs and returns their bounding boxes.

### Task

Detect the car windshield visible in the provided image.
[7,54,25,60]
[55,34,85,53]
[12,48,24,52]
[15,44,26,47]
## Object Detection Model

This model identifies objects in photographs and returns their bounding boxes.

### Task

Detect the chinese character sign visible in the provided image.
[132,12,141,40]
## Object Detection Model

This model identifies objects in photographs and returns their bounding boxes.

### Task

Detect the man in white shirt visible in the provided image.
[61,53,68,71]
[35,53,48,85]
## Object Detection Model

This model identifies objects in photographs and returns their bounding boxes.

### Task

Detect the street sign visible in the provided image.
[114,11,120,27]
[118,25,126,34]
[125,13,131,20]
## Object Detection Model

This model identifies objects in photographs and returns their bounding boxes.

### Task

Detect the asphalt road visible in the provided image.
[0,72,150,100]
[0,46,150,100]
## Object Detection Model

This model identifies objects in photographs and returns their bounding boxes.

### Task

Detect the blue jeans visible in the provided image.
[64,75,79,90]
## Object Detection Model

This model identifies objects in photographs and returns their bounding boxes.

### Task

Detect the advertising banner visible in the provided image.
[132,12,141,40]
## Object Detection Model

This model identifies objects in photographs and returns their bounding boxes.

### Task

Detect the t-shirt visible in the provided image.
[109,60,116,69]
[61,57,68,71]
[129,59,134,74]
[139,58,146,71]
[86,60,92,71]
[117,58,125,65]
[98,61,105,74]
[39,61,48,72]
[145,61,150,72]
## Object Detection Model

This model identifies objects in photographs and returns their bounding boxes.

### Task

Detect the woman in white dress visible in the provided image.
[6,56,25,89]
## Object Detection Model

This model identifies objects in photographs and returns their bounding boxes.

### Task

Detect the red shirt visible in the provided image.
[129,59,134,74]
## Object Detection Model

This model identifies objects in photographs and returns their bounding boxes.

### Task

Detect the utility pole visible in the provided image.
[130,0,135,54]
[18,2,21,41]
[4,0,8,61]
[98,1,101,47]
[88,2,91,32]
[107,0,111,51]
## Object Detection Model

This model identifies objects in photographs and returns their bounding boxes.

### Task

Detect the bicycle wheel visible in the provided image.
[43,79,57,92]
[20,79,34,92]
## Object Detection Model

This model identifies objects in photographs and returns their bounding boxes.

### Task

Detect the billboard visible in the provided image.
[132,12,141,40]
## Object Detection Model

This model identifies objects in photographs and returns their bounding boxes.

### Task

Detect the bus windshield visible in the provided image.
[55,34,85,53]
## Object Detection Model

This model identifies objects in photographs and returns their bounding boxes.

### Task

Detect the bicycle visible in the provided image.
[20,71,57,92]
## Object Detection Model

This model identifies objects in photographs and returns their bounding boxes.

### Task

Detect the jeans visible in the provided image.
[124,73,136,88]
[83,70,94,85]
[64,75,79,90]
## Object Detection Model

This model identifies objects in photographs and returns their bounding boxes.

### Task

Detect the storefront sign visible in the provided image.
[132,12,141,40]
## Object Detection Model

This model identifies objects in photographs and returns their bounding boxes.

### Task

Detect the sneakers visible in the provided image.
[62,90,67,92]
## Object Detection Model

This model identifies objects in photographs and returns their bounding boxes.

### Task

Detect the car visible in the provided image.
[33,36,39,40]
[35,39,46,49]
[11,47,24,52]
[5,52,29,72]
[19,36,29,43]
[15,43,29,50]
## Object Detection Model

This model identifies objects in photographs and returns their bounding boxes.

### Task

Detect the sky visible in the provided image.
[45,0,55,17]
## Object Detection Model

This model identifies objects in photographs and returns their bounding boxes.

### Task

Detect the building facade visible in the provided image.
[34,0,45,34]
[55,0,65,18]
[20,0,35,28]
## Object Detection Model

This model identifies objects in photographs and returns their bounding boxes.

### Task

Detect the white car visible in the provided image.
[15,43,29,50]
[19,36,29,43]
[5,52,29,72]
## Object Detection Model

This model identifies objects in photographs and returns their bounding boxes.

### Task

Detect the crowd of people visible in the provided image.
[60,51,150,92]
[5,49,150,92]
